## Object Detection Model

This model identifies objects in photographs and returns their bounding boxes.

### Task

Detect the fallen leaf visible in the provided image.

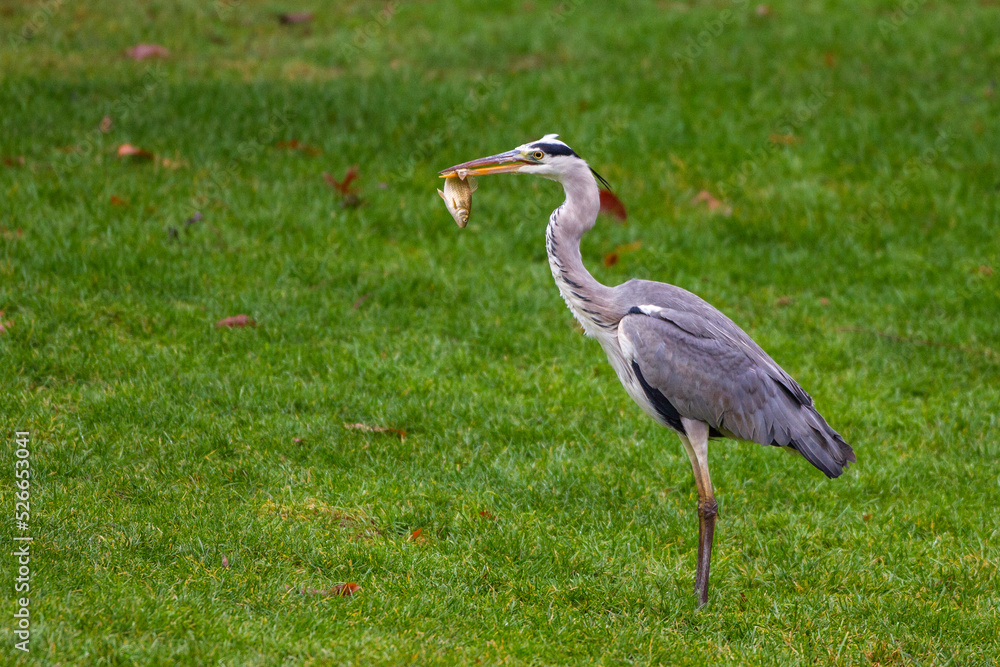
[185,211,203,226]
[775,296,793,307]
[598,189,627,222]
[352,293,371,309]
[769,134,798,145]
[324,166,360,195]
[110,195,128,207]
[331,582,361,596]
[222,555,230,568]
[974,265,993,276]
[755,4,772,16]
[2,156,25,167]
[410,528,425,542]
[691,190,732,216]
[824,51,837,68]
[278,12,314,24]
[275,139,321,156]
[603,240,642,267]
[819,297,830,306]
[862,513,872,523]
[125,44,170,60]
[216,314,256,328]
[117,143,154,160]
[100,116,113,133]
[343,422,406,442]
[479,510,496,520]
[0,227,24,240]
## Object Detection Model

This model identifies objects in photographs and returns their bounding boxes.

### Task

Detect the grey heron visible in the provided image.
[440,135,855,607]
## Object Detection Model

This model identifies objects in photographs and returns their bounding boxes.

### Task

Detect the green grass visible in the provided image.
[2,0,999,664]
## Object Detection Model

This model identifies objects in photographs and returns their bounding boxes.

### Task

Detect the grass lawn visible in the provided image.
[2,0,999,663]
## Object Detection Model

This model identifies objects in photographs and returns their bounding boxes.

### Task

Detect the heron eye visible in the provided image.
[533,150,544,160]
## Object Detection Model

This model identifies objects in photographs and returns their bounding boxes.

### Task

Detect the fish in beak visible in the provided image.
[437,174,478,228]
[438,149,528,178]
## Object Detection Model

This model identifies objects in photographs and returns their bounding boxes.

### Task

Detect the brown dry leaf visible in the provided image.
[110,195,128,207]
[216,314,257,328]
[100,116,113,133]
[0,226,24,240]
[343,422,406,442]
[125,44,170,60]
[332,582,361,597]
[598,189,627,222]
[410,528,426,543]
[222,555,230,568]
[824,52,837,68]
[769,134,798,145]
[275,139,321,156]
[862,513,872,523]
[324,166,360,195]
[117,144,154,160]
[603,241,642,268]
[974,265,993,276]
[278,12,314,24]
[819,297,830,306]
[352,293,372,309]
[691,190,732,216]
[479,510,496,520]
[2,156,25,167]
[775,296,793,307]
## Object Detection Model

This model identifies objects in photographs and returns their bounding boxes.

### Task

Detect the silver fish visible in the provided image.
[437,172,478,228]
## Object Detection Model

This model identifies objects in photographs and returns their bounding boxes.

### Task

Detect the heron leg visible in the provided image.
[679,418,716,608]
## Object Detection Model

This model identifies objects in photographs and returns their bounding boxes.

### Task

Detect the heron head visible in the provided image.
[440,134,609,187]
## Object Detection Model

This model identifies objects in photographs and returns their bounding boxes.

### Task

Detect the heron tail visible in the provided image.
[783,407,856,478]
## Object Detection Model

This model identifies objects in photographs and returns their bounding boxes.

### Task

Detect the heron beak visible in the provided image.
[439,149,527,178]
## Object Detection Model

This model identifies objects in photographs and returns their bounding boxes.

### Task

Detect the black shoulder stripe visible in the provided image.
[631,361,686,435]
[627,306,646,316]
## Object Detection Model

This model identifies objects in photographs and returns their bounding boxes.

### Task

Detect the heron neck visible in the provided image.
[545,167,617,333]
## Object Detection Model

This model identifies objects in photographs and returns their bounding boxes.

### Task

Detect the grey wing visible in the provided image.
[618,306,855,478]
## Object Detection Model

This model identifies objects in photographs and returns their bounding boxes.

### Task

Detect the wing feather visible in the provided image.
[618,306,854,478]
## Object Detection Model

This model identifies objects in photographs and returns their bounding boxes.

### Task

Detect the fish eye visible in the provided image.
[532,150,545,160]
